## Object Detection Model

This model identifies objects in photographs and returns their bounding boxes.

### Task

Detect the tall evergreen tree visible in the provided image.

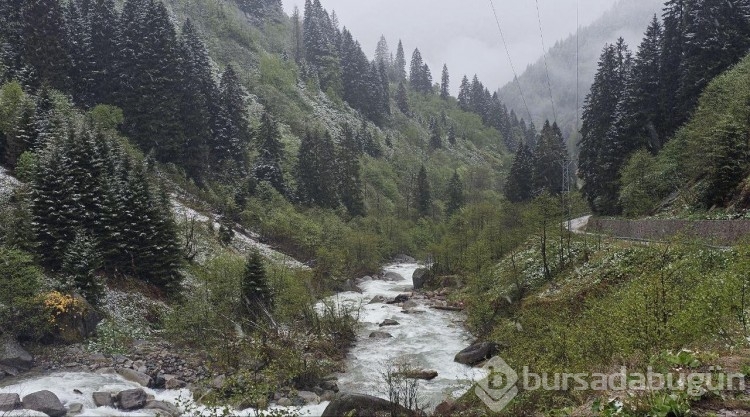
[428,119,442,150]
[253,111,286,195]
[394,40,406,82]
[504,143,535,203]
[374,35,391,69]
[579,40,632,214]
[396,82,410,115]
[415,165,431,217]
[440,64,450,100]
[534,121,568,195]
[291,6,304,63]
[659,0,686,138]
[214,65,250,176]
[409,48,432,94]
[296,130,338,208]
[338,124,366,216]
[445,171,464,216]
[457,75,470,111]
[21,0,72,91]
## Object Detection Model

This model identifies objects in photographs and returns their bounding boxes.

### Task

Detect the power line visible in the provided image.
[488,0,533,124]
[533,0,558,122]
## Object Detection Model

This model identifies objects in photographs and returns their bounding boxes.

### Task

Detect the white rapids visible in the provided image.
[323,263,487,410]
[0,264,484,415]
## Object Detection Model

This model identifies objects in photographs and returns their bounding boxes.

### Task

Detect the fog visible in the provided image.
[282,0,621,93]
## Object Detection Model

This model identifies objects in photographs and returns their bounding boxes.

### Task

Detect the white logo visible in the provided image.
[475,357,518,412]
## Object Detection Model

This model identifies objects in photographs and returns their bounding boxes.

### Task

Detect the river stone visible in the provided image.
[321,393,414,417]
[369,331,393,339]
[454,342,499,366]
[321,380,339,392]
[394,294,410,303]
[0,393,21,411]
[22,390,66,417]
[379,319,399,327]
[277,398,292,407]
[398,369,438,380]
[368,295,387,304]
[116,388,147,410]
[402,300,419,309]
[0,336,33,371]
[145,400,181,417]
[383,272,403,281]
[393,254,416,263]
[92,392,114,408]
[296,390,320,405]
[117,368,152,387]
[67,402,84,414]
[165,377,186,389]
[412,268,431,290]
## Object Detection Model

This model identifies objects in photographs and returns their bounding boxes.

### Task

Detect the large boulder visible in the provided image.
[321,393,414,417]
[454,342,499,366]
[116,388,147,410]
[0,393,21,412]
[117,368,152,387]
[92,392,114,408]
[393,254,416,264]
[144,400,181,417]
[383,272,404,282]
[54,294,102,343]
[397,370,438,380]
[22,390,66,417]
[411,268,431,290]
[0,336,33,371]
[369,331,393,339]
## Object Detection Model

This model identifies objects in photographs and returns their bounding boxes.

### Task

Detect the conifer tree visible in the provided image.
[394,40,406,81]
[21,0,72,91]
[87,0,120,106]
[291,6,304,63]
[214,65,250,176]
[458,75,470,110]
[659,0,686,138]
[440,64,450,100]
[505,143,535,203]
[374,35,391,69]
[429,120,442,150]
[62,231,103,304]
[253,111,286,195]
[396,82,410,116]
[296,130,338,208]
[242,251,274,322]
[534,121,568,195]
[409,48,431,94]
[338,124,366,217]
[446,171,464,217]
[415,165,431,217]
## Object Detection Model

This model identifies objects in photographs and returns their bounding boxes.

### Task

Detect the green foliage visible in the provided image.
[0,245,44,336]
[86,105,124,132]
[241,251,274,323]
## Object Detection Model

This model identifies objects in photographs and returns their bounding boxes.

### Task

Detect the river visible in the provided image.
[0,263,485,416]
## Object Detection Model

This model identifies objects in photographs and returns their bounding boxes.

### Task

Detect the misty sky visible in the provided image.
[282,0,619,94]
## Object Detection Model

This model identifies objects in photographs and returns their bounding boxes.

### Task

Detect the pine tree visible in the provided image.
[87,0,120,106]
[504,143,535,203]
[291,6,304,63]
[21,0,72,91]
[338,124,366,217]
[458,75,470,110]
[428,119,442,150]
[394,40,406,81]
[445,171,464,217]
[179,19,218,181]
[374,35,391,69]
[579,40,631,214]
[396,82,410,115]
[62,231,103,305]
[242,251,274,322]
[415,165,431,217]
[659,0,686,139]
[533,121,568,195]
[296,130,338,208]
[64,0,93,105]
[0,0,25,83]
[214,65,250,176]
[0,82,37,167]
[440,64,450,100]
[409,48,432,93]
[253,111,286,195]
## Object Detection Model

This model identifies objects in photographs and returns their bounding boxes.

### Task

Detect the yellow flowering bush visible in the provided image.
[41,291,87,326]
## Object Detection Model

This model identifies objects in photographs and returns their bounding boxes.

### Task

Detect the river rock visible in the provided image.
[116,388,147,410]
[454,342,499,366]
[92,392,114,407]
[398,370,438,380]
[67,402,83,414]
[321,393,414,417]
[434,400,457,416]
[117,368,152,387]
[296,390,320,405]
[383,271,403,281]
[393,254,416,263]
[145,400,181,417]
[0,336,33,371]
[22,390,66,417]
[369,331,393,339]
[368,295,387,304]
[379,319,399,327]
[412,268,431,290]
[394,294,410,303]
[165,376,187,389]
[0,393,21,411]
[402,300,419,309]
[321,379,339,392]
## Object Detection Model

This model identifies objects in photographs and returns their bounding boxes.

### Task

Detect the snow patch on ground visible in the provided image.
[0,166,21,199]
[171,199,308,270]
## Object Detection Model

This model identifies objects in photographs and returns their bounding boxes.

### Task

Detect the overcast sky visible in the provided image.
[282,0,619,94]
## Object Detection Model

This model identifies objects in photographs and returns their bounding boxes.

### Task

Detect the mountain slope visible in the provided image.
[497,0,663,146]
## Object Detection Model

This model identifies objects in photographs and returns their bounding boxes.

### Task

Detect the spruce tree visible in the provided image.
[214,65,250,176]
[659,0,686,138]
[242,251,274,322]
[445,171,464,217]
[374,35,391,69]
[409,48,427,93]
[394,40,406,82]
[458,75,470,111]
[396,82,410,115]
[20,0,72,91]
[440,64,450,100]
[415,165,431,217]
[291,6,304,63]
[338,124,366,217]
[296,130,338,208]
[87,0,120,106]
[253,111,286,195]
[62,231,103,305]
[429,119,442,150]
[505,143,535,203]
[534,121,568,195]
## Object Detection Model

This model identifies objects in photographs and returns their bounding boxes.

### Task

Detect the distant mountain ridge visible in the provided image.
[497,0,663,148]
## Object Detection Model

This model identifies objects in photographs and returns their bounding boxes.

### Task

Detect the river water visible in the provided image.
[0,263,484,416]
